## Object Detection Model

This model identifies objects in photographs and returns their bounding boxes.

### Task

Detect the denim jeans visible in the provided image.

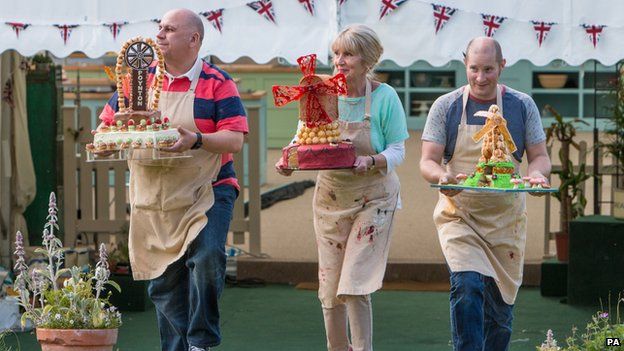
[148,185,237,351]
[449,271,514,351]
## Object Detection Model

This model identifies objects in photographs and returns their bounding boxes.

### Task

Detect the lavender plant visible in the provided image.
[13,192,122,329]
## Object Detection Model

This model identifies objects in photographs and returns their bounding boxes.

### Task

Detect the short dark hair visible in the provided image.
[464,37,503,63]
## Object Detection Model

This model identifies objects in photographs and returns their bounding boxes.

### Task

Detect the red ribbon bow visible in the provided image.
[272,54,347,127]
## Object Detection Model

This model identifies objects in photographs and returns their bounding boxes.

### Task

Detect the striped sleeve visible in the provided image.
[214,78,248,133]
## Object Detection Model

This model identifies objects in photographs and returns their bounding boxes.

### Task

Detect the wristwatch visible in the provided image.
[369,155,376,169]
[191,132,203,150]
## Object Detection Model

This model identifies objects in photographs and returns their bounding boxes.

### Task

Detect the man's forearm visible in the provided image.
[527,155,552,178]
[420,159,448,184]
[200,130,245,154]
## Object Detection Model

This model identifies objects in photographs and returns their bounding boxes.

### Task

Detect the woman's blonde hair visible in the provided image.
[331,24,384,81]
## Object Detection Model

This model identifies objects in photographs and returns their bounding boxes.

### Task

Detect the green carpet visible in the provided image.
[3,285,596,350]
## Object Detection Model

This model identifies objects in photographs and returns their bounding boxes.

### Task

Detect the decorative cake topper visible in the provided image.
[272,54,347,127]
[472,104,517,163]
[115,37,165,113]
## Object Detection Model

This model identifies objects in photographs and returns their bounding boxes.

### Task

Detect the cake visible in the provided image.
[272,54,355,170]
[87,37,179,154]
[454,105,548,190]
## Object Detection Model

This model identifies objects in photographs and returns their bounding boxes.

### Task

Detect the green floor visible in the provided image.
[4,285,597,351]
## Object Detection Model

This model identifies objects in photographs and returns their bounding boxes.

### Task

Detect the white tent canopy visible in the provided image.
[2,0,624,66]
[0,0,336,64]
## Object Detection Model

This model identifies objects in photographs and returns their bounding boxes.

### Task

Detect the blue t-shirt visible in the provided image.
[422,86,546,163]
[338,83,410,153]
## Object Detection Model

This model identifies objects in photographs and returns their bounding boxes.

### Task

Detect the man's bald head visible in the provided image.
[162,8,204,42]
[465,37,503,64]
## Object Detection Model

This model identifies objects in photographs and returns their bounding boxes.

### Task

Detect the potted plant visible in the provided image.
[13,193,122,350]
[545,105,591,262]
[537,295,624,350]
[30,53,53,72]
[603,66,624,219]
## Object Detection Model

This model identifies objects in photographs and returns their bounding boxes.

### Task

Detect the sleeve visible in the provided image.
[380,141,405,174]
[379,87,409,146]
[524,97,546,146]
[98,92,120,124]
[421,97,447,145]
[214,78,249,134]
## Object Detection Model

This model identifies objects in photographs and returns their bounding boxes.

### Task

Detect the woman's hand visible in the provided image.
[352,155,372,175]
[162,126,196,152]
[275,158,294,176]
[528,171,550,197]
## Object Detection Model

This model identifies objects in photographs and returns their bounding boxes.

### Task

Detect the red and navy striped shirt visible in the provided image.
[99,59,248,190]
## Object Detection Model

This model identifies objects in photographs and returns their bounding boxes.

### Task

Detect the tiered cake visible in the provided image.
[455,105,547,190]
[87,37,179,153]
[273,54,355,170]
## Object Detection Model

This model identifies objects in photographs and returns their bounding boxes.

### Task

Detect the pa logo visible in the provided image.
[606,337,621,346]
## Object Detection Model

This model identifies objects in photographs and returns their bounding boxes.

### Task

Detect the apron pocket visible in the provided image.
[161,166,201,211]
[132,166,162,211]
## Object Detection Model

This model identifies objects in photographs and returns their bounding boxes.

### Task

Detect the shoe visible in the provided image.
[189,346,210,351]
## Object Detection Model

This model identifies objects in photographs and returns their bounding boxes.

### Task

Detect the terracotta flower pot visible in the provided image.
[36,328,118,351]
[555,232,569,262]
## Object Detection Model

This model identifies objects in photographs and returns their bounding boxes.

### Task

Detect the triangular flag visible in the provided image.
[202,9,225,33]
[481,14,505,37]
[431,4,456,34]
[338,0,348,5]
[248,0,277,24]
[379,0,408,20]
[104,22,127,40]
[151,18,161,24]
[6,22,30,38]
[531,21,554,47]
[582,24,605,48]
[298,0,315,16]
[55,24,78,45]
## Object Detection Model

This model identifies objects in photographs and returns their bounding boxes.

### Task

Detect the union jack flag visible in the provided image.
[103,22,127,40]
[481,14,505,37]
[248,0,277,24]
[6,22,30,38]
[582,24,605,48]
[55,24,79,45]
[379,0,408,20]
[431,4,455,34]
[338,0,348,5]
[531,21,554,47]
[202,9,224,33]
[298,0,315,16]
[151,18,161,24]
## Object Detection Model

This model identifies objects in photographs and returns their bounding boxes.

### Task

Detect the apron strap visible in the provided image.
[364,79,372,120]
[460,84,504,125]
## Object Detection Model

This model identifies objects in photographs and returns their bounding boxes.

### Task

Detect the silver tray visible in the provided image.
[431,184,558,193]
[86,148,191,162]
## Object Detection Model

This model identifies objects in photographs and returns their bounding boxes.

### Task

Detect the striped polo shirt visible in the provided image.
[99,58,248,190]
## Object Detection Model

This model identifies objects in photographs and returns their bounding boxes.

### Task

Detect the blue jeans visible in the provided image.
[449,271,514,351]
[148,185,237,351]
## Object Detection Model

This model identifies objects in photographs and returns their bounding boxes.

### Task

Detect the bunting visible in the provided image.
[248,0,277,24]
[104,22,127,40]
[481,14,505,37]
[583,24,605,48]
[202,9,225,33]
[338,0,348,5]
[298,0,315,16]
[54,24,78,45]
[379,0,409,20]
[431,4,455,34]
[531,21,554,47]
[6,22,30,38]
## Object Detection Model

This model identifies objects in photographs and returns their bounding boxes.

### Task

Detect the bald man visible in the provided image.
[99,8,248,351]
[419,37,551,351]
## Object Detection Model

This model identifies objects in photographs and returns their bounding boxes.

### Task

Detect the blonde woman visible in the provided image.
[277,24,409,351]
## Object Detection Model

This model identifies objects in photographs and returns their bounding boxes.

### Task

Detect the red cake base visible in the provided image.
[282,142,355,170]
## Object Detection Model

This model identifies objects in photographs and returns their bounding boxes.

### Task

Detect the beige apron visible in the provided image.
[433,85,527,305]
[314,80,400,308]
[128,69,222,281]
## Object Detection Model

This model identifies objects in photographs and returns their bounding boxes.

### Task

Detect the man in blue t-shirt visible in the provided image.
[420,37,552,351]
